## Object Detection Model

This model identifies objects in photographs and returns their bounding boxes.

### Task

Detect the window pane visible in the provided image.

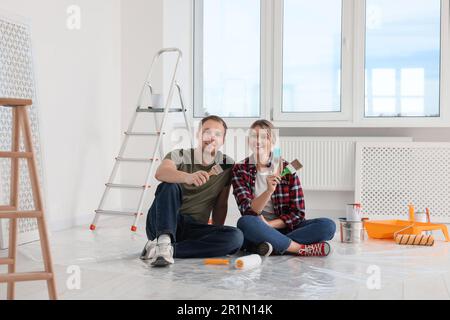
[195,0,261,118]
[283,0,342,113]
[365,0,441,118]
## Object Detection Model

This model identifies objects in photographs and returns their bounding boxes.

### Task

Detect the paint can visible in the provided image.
[414,212,427,223]
[415,211,432,236]
[339,218,365,244]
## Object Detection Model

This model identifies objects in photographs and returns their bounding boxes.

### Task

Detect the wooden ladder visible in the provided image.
[0,98,57,300]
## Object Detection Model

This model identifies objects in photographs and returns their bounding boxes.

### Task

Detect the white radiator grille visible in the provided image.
[355,142,450,223]
[280,137,412,191]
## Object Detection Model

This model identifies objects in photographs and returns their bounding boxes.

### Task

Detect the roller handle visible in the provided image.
[204,259,230,265]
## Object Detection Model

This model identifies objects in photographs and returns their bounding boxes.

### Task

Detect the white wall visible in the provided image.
[120,0,164,213]
[0,0,122,230]
[121,0,163,129]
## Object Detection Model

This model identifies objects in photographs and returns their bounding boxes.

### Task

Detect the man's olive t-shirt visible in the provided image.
[164,148,234,224]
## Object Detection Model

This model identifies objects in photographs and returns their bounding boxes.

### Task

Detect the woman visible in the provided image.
[232,120,336,257]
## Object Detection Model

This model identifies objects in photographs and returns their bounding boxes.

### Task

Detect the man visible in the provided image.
[141,115,243,267]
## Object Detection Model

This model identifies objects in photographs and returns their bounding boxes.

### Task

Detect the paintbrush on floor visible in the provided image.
[281,159,303,177]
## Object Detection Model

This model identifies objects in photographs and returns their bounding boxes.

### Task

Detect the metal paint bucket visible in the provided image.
[339,218,365,243]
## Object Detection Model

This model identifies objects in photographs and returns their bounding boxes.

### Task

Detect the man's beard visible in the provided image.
[203,143,217,155]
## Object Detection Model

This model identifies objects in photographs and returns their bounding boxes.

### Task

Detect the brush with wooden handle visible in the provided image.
[281,159,303,177]
[208,163,234,177]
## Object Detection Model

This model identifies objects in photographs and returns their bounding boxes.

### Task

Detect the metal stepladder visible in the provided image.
[90,48,193,232]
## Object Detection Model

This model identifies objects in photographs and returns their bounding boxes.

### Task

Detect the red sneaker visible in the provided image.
[298,242,331,257]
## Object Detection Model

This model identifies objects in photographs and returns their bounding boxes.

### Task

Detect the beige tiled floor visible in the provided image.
[1,217,450,300]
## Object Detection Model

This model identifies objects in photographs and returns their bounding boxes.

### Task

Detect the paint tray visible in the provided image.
[364,220,450,241]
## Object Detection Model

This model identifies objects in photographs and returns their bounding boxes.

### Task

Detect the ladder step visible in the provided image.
[0,98,33,107]
[0,258,14,266]
[0,211,43,219]
[0,272,53,283]
[106,183,150,190]
[137,107,184,113]
[125,132,160,137]
[95,210,142,217]
[0,206,16,211]
[116,157,156,163]
[0,151,33,159]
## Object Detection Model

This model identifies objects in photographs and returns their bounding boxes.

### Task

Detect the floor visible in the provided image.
[1,216,450,300]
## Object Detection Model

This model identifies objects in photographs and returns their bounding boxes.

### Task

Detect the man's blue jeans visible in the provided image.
[146,183,244,258]
[237,215,336,254]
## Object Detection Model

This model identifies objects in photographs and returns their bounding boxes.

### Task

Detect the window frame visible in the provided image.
[273,0,354,122]
[192,0,270,125]
[192,0,450,128]
[353,0,450,127]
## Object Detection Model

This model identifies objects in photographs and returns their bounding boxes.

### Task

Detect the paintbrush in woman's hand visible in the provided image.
[281,159,303,177]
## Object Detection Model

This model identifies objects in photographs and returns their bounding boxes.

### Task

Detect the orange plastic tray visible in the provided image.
[364,220,450,241]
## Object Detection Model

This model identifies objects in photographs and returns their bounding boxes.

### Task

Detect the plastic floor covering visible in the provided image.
[1,216,450,300]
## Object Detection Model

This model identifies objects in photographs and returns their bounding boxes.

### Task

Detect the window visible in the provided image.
[194,0,261,118]
[192,0,450,126]
[283,0,342,113]
[365,0,441,118]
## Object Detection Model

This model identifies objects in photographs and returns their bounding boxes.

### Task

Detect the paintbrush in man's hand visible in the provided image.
[208,163,234,177]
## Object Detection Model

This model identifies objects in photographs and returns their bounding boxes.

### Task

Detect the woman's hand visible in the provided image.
[268,219,287,230]
[266,174,281,193]
[260,216,286,230]
[260,215,272,227]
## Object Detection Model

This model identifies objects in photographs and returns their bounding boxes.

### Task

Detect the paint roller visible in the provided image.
[394,223,435,247]
[204,255,262,270]
[395,234,435,246]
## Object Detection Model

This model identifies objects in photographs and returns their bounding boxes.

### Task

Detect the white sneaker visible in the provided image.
[151,243,174,267]
[140,239,157,261]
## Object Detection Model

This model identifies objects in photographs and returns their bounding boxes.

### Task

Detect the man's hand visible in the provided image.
[184,171,210,187]
[266,174,281,194]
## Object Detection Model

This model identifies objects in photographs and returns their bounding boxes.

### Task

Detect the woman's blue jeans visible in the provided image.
[237,215,336,254]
